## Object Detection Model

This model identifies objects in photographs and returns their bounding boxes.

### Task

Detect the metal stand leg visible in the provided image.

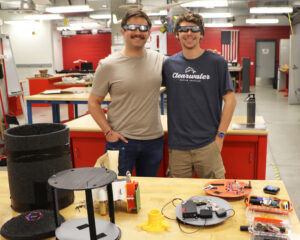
[75,104,78,118]
[51,187,61,227]
[27,101,33,124]
[107,183,115,224]
[85,189,97,240]
[52,104,60,123]
[160,92,164,115]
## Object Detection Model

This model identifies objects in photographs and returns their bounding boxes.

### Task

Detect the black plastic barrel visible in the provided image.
[4,123,74,212]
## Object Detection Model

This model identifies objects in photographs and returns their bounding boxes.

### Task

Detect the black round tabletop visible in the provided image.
[48,168,117,191]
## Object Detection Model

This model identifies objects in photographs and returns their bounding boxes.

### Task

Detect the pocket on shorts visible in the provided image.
[214,166,226,179]
[212,141,221,153]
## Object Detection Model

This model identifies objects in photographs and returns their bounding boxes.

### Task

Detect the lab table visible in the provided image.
[0,171,299,240]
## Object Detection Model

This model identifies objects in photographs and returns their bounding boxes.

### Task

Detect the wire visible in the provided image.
[161,197,183,220]
[177,218,206,234]
[161,198,234,234]
[288,13,294,35]
[227,208,235,218]
[161,198,205,233]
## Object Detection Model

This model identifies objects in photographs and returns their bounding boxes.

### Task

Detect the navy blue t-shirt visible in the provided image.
[162,51,233,150]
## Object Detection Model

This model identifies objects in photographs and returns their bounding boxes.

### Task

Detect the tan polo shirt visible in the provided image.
[92,49,165,140]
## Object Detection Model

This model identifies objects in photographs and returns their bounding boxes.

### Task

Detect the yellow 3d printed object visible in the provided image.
[137,209,170,232]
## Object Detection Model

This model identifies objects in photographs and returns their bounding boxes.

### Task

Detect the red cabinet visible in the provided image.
[69,131,267,180]
[66,115,268,180]
[70,131,169,177]
[71,132,106,168]
[222,135,267,179]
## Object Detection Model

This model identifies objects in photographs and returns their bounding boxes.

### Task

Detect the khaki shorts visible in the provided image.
[168,141,225,179]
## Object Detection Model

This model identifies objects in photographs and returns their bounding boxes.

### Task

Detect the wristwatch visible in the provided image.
[217,131,225,138]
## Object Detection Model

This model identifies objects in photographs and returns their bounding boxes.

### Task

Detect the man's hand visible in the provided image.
[208,49,221,55]
[106,130,128,143]
[215,136,224,152]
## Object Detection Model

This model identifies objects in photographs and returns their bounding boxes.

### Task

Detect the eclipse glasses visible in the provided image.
[123,24,150,32]
[178,26,204,33]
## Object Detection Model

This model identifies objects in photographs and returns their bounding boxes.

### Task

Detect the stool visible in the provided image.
[48,167,121,240]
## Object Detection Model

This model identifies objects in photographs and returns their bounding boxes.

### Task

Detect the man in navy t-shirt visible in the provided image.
[162,12,237,178]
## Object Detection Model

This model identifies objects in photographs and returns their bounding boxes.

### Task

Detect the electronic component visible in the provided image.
[216,208,227,218]
[263,185,280,195]
[245,195,293,214]
[244,180,252,189]
[199,209,213,219]
[181,200,197,219]
[249,196,281,208]
[203,180,252,198]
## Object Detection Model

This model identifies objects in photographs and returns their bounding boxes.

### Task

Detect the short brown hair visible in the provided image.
[173,11,205,36]
[121,8,152,29]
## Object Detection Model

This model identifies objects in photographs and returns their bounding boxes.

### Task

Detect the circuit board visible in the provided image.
[203,180,252,198]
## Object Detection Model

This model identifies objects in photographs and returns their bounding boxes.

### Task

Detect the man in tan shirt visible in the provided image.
[88,9,165,176]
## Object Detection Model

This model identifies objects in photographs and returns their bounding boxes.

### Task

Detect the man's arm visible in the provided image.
[215,90,237,151]
[88,93,128,143]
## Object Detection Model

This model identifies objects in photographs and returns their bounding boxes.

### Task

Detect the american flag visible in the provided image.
[221,30,239,62]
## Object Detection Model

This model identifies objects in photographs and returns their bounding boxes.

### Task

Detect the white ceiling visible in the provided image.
[0,0,300,27]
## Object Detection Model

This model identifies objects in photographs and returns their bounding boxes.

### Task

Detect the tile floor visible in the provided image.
[1,84,300,217]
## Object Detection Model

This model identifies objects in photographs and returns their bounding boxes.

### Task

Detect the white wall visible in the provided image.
[52,25,63,72]
[277,39,290,90]
[2,21,57,95]
[288,23,300,104]
[145,30,167,55]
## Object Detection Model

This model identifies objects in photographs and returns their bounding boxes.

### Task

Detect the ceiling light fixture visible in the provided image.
[152,20,162,25]
[250,7,293,14]
[70,22,99,28]
[246,18,279,24]
[89,14,111,20]
[33,0,51,4]
[24,14,63,20]
[0,0,20,5]
[4,20,40,26]
[57,26,82,31]
[46,5,94,13]
[201,13,232,18]
[181,0,228,8]
[205,23,233,27]
[147,10,168,16]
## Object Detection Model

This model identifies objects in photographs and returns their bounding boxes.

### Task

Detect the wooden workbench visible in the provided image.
[25,87,93,102]
[65,115,268,179]
[25,87,166,124]
[27,74,73,107]
[24,87,96,124]
[67,115,266,136]
[53,81,92,87]
[0,171,299,240]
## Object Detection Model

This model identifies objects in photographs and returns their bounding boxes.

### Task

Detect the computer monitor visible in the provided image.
[81,62,93,72]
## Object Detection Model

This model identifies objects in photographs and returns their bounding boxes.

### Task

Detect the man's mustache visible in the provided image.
[131,35,145,39]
